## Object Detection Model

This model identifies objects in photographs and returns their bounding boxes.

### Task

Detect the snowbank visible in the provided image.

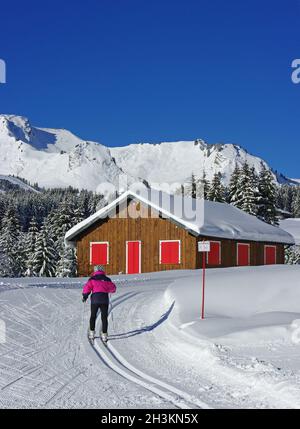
[280,218,300,245]
[165,265,300,345]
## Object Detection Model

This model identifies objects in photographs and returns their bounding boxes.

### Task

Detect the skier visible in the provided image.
[82,265,116,343]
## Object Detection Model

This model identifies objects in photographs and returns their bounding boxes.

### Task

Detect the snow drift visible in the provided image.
[280,218,300,246]
[165,265,300,344]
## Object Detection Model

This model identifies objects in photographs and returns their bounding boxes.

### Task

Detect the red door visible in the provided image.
[127,241,141,274]
[265,246,276,265]
[207,241,221,265]
[237,243,250,266]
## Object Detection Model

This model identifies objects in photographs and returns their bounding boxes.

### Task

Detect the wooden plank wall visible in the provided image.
[77,200,198,276]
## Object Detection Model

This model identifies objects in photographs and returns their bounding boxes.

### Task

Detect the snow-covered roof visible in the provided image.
[65,188,295,245]
[279,218,300,245]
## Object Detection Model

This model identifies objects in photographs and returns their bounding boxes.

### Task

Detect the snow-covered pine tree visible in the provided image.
[285,245,300,265]
[198,171,210,199]
[0,205,22,276]
[87,191,104,214]
[49,198,86,276]
[56,245,77,277]
[207,172,225,202]
[249,166,260,211]
[276,184,296,217]
[186,173,197,199]
[73,203,85,224]
[0,247,10,277]
[24,216,39,276]
[257,164,279,225]
[0,196,5,231]
[16,231,28,276]
[227,165,241,206]
[49,199,76,244]
[180,171,210,200]
[79,190,95,217]
[282,185,294,214]
[291,187,300,218]
[32,220,57,277]
[0,186,104,277]
[234,162,258,216]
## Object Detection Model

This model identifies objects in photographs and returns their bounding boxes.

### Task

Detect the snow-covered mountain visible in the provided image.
[0,114,294,192]
[0,115,134,191]
[111,140,290,188]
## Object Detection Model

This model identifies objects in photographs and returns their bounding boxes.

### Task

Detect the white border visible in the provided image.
[236,243,250,266]
[206,240,221,265]
[126,241,142,274]
[159,240,181,264]
[264,245,277,265]
[89,241,109,265]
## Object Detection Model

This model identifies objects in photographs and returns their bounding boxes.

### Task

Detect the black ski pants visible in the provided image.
[90,303,109,333]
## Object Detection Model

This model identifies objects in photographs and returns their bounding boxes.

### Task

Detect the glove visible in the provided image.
[82,296,87,303]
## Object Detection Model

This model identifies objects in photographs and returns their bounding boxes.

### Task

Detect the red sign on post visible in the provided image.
[198,241,210,320]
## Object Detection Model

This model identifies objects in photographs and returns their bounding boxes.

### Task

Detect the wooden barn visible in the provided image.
[65,188,294,276]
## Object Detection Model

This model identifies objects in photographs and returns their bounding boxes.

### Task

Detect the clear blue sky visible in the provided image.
[0,0,299,177]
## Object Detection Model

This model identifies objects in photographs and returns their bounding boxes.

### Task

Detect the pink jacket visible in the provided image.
[82,270,117,295]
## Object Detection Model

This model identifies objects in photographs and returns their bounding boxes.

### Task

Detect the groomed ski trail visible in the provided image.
[89,293,211,409]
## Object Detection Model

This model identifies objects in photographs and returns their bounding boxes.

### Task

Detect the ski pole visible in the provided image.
[109,294,114,321]
[81,300,86,339]
[109,293,115,332]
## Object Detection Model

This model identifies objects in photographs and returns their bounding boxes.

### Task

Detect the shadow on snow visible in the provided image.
[108,301,175,340]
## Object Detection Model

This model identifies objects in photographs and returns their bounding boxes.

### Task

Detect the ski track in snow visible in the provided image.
[89,291,211,409]
[0,286,169,409]
[0,273,300,409]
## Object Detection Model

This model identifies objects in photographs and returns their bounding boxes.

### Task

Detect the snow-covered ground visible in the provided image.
[164,266,300,407]
[1,266,300,409]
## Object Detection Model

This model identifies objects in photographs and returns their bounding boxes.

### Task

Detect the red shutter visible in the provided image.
[237,243,250,266]
[207,242,221,265]
[265,246,276,265]
[90,243,108,265]
[160,241,180,264]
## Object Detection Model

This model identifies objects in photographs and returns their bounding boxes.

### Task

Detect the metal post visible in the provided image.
[201,251,206,320]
